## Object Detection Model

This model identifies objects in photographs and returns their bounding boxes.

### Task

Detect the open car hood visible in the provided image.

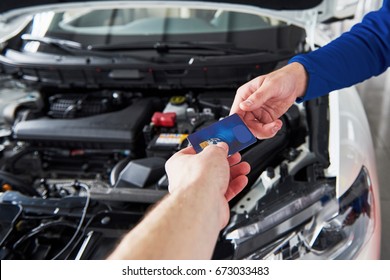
[0,0,359,46]
[0,1,324,15]
[0,0,358,22]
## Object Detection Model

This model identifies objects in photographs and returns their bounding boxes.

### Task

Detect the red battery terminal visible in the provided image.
[151,112,176,127]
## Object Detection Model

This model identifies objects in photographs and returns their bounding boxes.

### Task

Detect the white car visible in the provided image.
[0,0,380,259]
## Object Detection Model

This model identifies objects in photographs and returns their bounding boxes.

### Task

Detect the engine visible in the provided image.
[1,90,238,187]
[0,88,318,260]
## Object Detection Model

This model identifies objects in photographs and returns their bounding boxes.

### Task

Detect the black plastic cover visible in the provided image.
[115,157,166,189]
[13,98,155,150]
[305,96,330,167]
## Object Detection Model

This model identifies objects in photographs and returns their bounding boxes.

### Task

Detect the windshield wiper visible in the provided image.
[21,34,83,51]
[20,34,153,62]
[88,41,252,55]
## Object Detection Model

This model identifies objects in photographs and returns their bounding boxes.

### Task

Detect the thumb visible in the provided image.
[239,89,268,112]
[203,141,229,157]
[216,142,229,154]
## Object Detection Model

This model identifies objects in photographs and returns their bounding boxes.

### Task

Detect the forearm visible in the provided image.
[107,184,225,260]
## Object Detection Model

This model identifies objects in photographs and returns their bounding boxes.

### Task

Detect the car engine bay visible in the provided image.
[0,76,342,260]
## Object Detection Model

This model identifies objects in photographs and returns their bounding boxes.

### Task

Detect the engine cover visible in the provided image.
[13,98,155,150]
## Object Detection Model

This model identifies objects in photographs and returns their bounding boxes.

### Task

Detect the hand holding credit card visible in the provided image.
[187,113,257,156]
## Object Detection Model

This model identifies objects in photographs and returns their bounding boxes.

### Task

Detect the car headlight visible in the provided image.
[225,167,375,260]
[306,166,375,259]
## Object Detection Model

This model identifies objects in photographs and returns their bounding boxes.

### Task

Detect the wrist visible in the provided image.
[172,181,229,229]
[288,62,308,99]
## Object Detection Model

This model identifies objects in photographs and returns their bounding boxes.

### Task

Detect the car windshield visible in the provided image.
[19,6,304,54]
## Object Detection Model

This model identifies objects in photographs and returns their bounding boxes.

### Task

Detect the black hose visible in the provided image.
[0,170,40,197]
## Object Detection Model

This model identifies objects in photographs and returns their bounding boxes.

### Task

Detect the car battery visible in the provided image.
[146,133,188,158]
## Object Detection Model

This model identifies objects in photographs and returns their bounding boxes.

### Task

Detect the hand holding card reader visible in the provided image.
[187,113,257,156]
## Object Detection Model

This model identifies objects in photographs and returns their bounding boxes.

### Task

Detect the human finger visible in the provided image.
[230,76,265,117]
[228,152,241,166]
[238,90,268,113]
[230,85,250,118]
[243,117,283,139]
[230,162,251,180]
[202,141,229,155]
[225,175,249,201]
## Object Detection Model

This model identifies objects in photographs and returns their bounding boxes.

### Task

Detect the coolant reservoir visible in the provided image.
[163,96,188,121]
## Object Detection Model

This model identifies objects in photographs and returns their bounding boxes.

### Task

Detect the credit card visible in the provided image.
[187,113,257,155]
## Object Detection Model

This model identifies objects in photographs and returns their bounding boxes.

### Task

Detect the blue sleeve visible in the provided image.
[289,0,390,102]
